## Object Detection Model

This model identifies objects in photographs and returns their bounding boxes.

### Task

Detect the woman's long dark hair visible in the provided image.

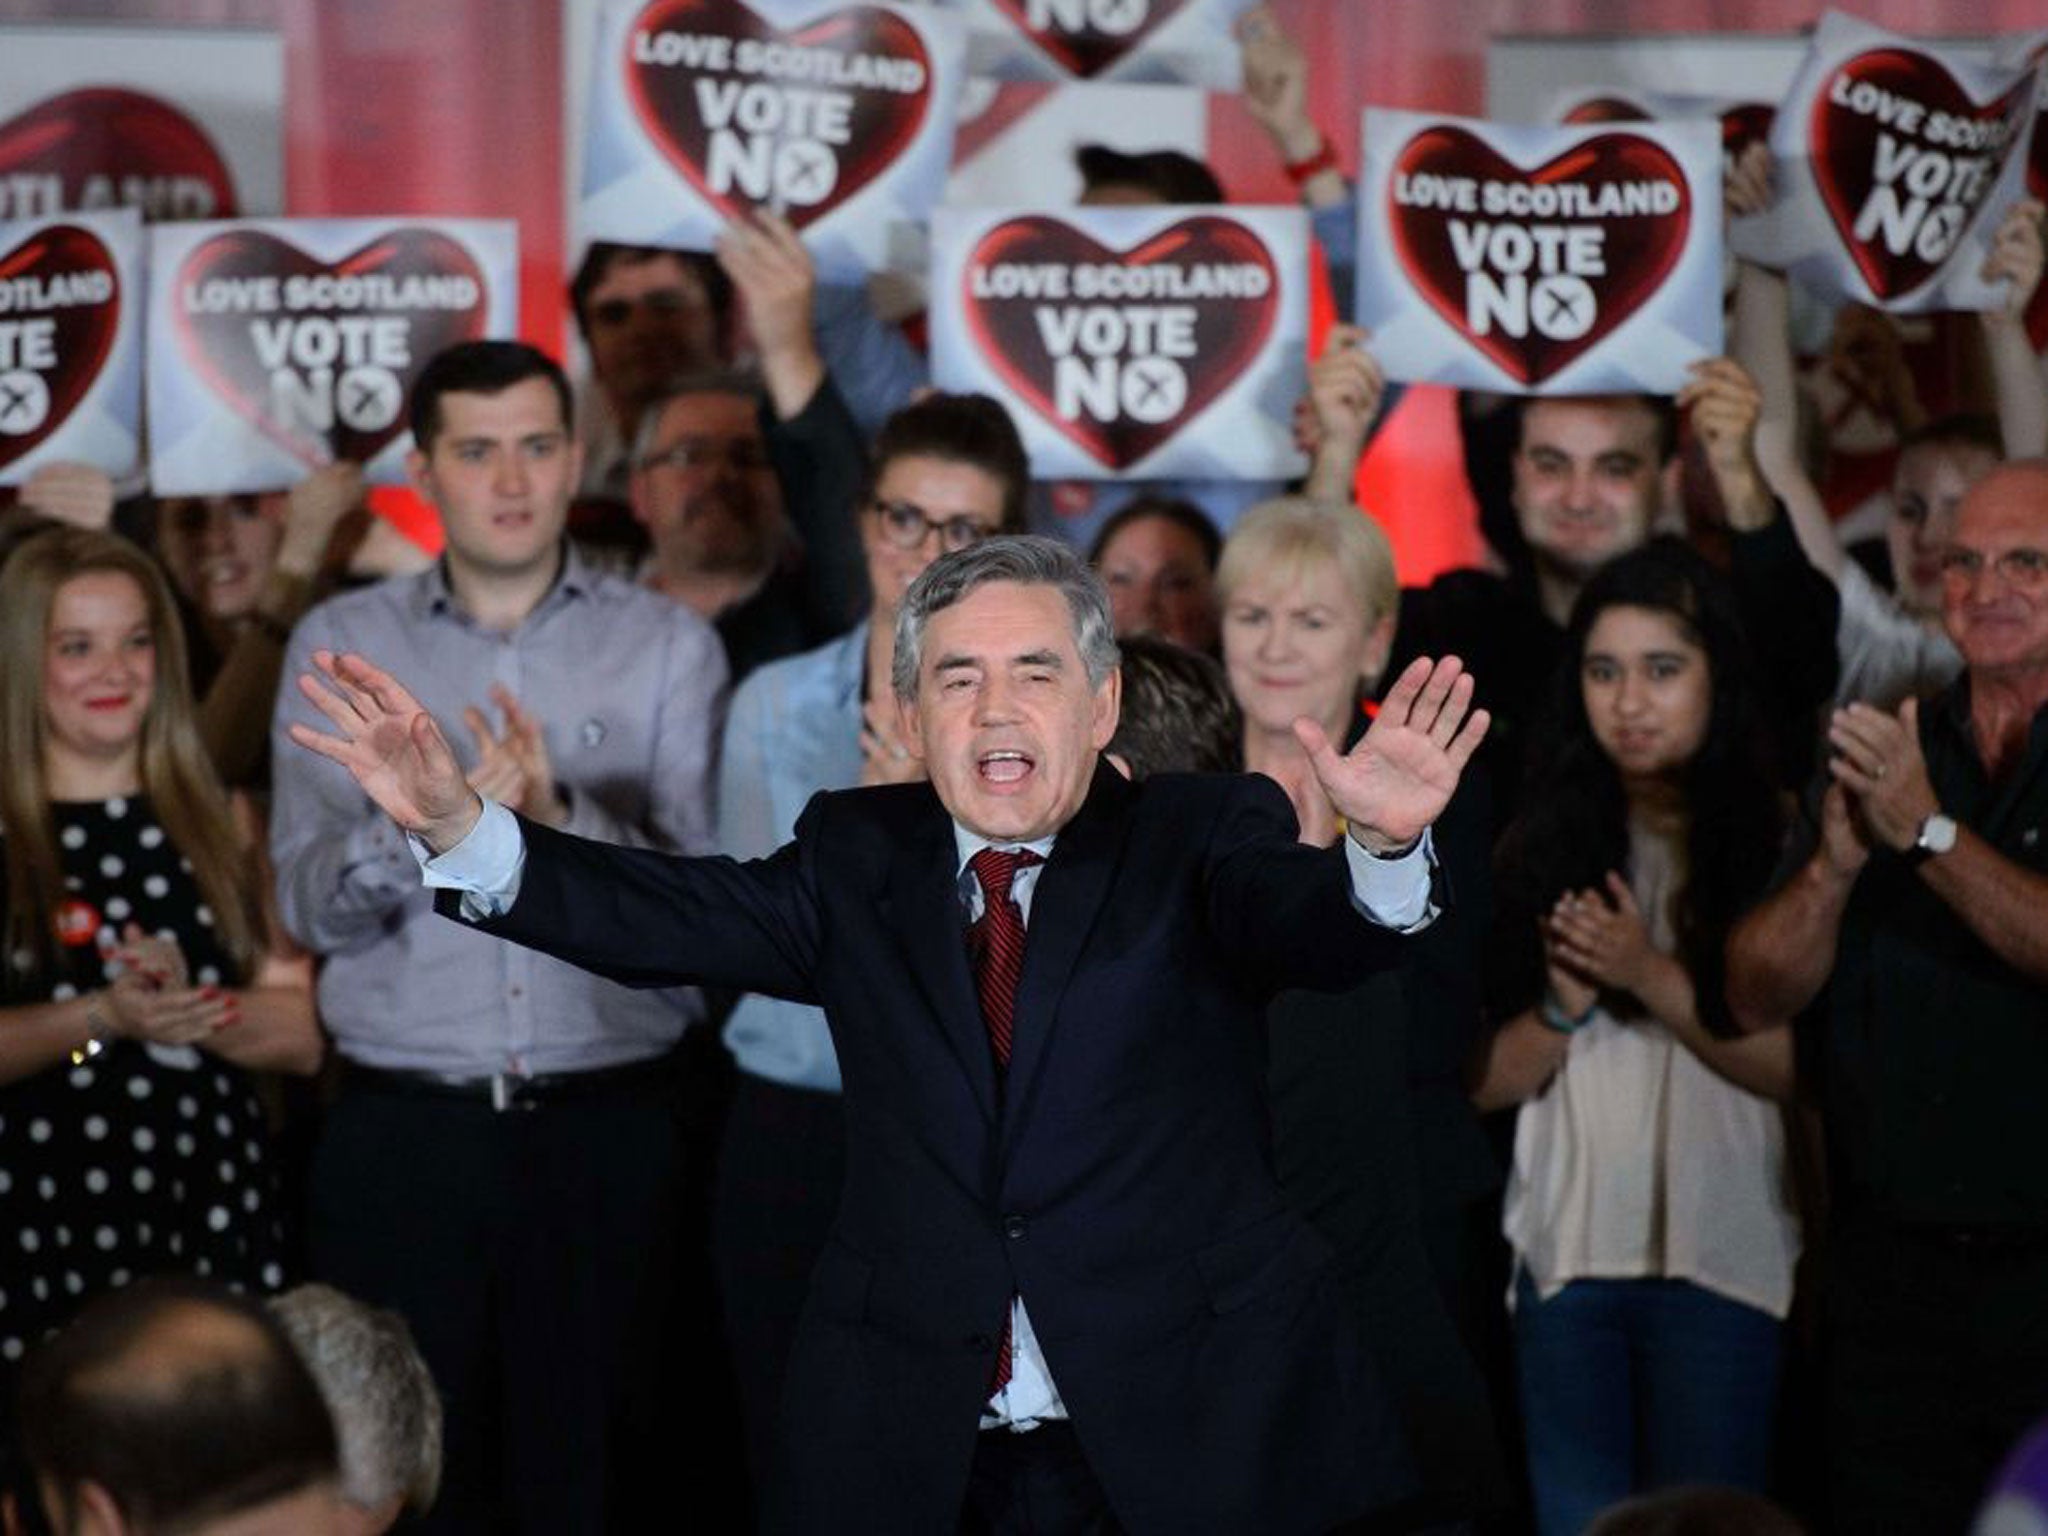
[1489,537,1786,1035]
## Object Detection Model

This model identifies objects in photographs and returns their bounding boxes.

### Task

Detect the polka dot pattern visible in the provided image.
[0,797,285,1373]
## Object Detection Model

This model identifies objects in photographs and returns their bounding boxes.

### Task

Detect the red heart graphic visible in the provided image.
[624,0,931,230]
[171,228,488,468]
[1387,127,1691,388]
[963,214,1278,470]
[0,88,237,221]
[1809,48,2032,304]
[0,224,122,475]
[980,0,1195,79]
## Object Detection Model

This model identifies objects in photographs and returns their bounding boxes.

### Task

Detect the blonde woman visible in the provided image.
[0,529,321,1379]
[1219,496,1509,1527]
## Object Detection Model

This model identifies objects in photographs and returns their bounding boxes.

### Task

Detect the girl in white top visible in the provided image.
[1474,538,1800,1536]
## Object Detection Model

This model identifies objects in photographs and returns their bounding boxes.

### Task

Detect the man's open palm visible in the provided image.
[288,651,482,853]
[1295,656,1488,852]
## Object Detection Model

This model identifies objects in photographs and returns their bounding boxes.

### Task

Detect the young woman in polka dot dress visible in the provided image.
[0,530,323,1382]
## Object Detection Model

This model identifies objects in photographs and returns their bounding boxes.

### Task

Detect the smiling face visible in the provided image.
[44,570,155,779]
[900,581,1120,844]
[1889,439,2000,618]
[1580,603,1712,784]
[1942,465,2048,684]
[1513,396,1668,582]
[156,494,286,621]
[1097,513,1219,653]
[861,455,1009,622]
[408,376,579,585]
[1221,554,1388,744]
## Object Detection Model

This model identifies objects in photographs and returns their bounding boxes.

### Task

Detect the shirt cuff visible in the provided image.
[1344,828,1439,934]
[410,798,526,919]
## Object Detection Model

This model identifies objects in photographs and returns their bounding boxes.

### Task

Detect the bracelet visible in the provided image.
[71,991,110,1066]
[1283,133,1340,186]
[1539,993,1597,1035]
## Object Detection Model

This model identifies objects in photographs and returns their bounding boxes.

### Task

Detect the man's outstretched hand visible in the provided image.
[288,651,483,854]
[1295,656,1489,854]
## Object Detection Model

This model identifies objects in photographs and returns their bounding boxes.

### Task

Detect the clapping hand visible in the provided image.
[1547,874,1661,996]
[463,684,566,829]
[1296,655,1488,855]
[288,650,482,853]
[102,924,236,1044]
[1826,698,1938,853]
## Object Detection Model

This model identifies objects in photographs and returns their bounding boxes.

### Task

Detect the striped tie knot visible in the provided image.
[969,846,1041,908]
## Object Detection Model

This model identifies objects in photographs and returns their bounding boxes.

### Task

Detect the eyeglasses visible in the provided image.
[587,290,705,328]
[639,436,771,475]
[869,498,997,553]
[1938,546,2048,590]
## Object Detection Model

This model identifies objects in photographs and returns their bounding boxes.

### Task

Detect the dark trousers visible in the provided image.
[712,1071,847,1496]
[308,1075,685,1534]
[961,1423,1124,1536]
[1825,1217,2048,1535]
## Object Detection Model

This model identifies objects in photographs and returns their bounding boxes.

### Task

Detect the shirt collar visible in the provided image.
[412,539,590,625]
[951,822,1057,878]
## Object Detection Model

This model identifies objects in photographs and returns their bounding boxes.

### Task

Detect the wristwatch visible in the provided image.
[1903,811,1958,867]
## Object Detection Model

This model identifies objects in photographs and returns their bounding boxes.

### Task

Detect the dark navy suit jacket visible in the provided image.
[450,761,1423,1534]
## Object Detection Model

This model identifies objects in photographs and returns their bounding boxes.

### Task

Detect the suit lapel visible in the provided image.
[877,803,998,1126]
[1002,761,1131,1151]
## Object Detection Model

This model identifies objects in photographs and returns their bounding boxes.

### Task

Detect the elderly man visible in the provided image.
[272,1285,442,1535]
[288,536,1487,1534]
[1727,460,2048,1534]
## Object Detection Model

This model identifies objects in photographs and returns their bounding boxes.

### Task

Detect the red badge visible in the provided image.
[981,0,1195,79]
[0,87,238,221]
[1808,48,2031,304]
[0,224,122,475]
[963,214,1278,470]
[1388,126,1690,388]
[170,227,489,468]
[54,897,101,949]
[624,0,932,230]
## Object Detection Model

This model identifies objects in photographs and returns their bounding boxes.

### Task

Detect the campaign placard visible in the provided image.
[929,204,1308,480]
[1356,110,1722,395]
[0,209,144,487]
[934,0,1251,86]
[1731,12,2044,313]
[578,0,965,281]
[146,219,519,497]
[0,26,283,221]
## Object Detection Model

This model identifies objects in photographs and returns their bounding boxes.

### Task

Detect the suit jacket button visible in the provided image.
[1004,1215,1027,1240]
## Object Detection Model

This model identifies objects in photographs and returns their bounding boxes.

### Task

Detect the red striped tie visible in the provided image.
[967,845,1040,1394]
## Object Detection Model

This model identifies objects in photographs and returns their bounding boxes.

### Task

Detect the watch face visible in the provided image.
[1919,814,1958,855]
